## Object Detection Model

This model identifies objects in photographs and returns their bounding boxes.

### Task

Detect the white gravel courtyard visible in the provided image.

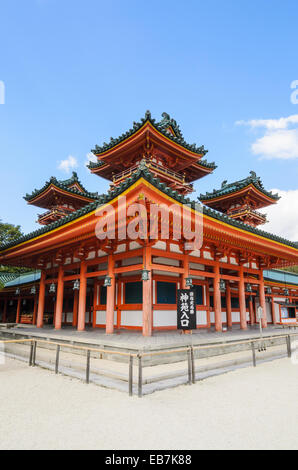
[0,357,297,450]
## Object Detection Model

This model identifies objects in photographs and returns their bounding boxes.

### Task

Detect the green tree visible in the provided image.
[0,220,23,246]
[0,221,31,288]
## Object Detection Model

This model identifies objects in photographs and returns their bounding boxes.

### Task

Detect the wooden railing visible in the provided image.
[1,330,298,397]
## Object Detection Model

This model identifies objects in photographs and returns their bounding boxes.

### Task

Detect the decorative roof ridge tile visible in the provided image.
[91,111,209,157]
[24,172,99,202]
[200,171,280,201]
[1,169,297,251]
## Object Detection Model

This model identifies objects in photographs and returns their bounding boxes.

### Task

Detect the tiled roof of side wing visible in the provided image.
[199,171,280,201]
[1,165,297,251]
[89,110,211,159]
[24,171,99,202]
[0,272,20,285]
[263,269,298,286]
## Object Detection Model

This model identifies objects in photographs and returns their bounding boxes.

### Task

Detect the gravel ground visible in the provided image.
[0,356,297,450]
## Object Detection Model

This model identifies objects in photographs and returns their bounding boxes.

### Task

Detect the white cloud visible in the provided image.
[252,129,298,160]
[58,155,78,173]
[236,114,298,130]
[236,114,298,159]
[85,152,97,171]
[264,189,298,241]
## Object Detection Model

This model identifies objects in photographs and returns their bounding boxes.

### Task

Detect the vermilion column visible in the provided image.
[32,295,38,325]
[226,282,232,328]
[37,271,46,328]
[106,254,115,335]
[249,297,255,325]
[142,246,152,337]
[3,299,7,323]
[213,261,222,332]
[259,270,267,328]
[72,289,79,328]
[271,295,276,324]
[77,260,87,332]
[181,254,189,290]
[54,265,64,330]
[16,297,21,323]
[239,265,247,330]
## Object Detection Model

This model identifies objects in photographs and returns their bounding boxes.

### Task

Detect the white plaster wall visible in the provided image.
[122,256,142,267]
[66,312,73,323]
[170,244,182,253]
[203,251,212,260]
[190,262,205,270]
[153,241,166,250]
[153,270,180,277]
[129,242,142,250]
[197,310,207,325]
[273,298,284,323]
[190,250,201,258]
[153,257,180,267]
[266,303,273,322]
[153,310,176,327]
[95,310,117,324]
[121,310,142,327]
[115,244,126,253]
[232,311,240,322]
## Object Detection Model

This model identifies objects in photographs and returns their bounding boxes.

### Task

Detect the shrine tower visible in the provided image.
[200,171,280,227]
[24,172,99,225]
[88,111,216,195]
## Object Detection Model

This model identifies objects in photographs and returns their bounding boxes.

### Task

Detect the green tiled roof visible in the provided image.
[0,165,297,252]
[200,171,280,202]
[90,110,210,159]
[3,271,41,288]
[264,269,298,287]
[24,172,99,202]
[0,272,19,286]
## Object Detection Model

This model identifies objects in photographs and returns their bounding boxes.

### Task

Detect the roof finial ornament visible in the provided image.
[221,180,228,188]
[144,110,151,120]
[250,171,257,179]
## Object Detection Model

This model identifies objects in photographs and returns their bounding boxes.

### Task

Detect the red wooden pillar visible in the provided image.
[226,282,232,328]
[271,295,276,324]
[54,265,64,330]
[142,245,152,337]
[249,297,255,325]
[259,270,267,328]
[37,271,46,328]
[106,254,115,335]
[16,297,21,323]
[72,289,79,328]
[239,265,247,330]
[213,261,222,332]
[32,295,38,325]
[77,260,87,332]
[3,298,7,323]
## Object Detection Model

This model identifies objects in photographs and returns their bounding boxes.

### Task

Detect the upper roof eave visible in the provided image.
[200,172,280,204]
[91,111,209,159]
[1,166,297,256]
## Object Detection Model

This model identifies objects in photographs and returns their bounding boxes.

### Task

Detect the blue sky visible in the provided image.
[1,0,298,238]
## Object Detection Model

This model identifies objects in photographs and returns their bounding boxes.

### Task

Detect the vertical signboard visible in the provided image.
[177,289,197,330]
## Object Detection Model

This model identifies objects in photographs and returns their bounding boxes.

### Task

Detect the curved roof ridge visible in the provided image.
[200,171,280,202]
[1,167,297,252]
[91,110,209,158]
[24,172,99,202]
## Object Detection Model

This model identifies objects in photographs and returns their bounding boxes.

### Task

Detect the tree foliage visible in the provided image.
[0,221,32,288]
